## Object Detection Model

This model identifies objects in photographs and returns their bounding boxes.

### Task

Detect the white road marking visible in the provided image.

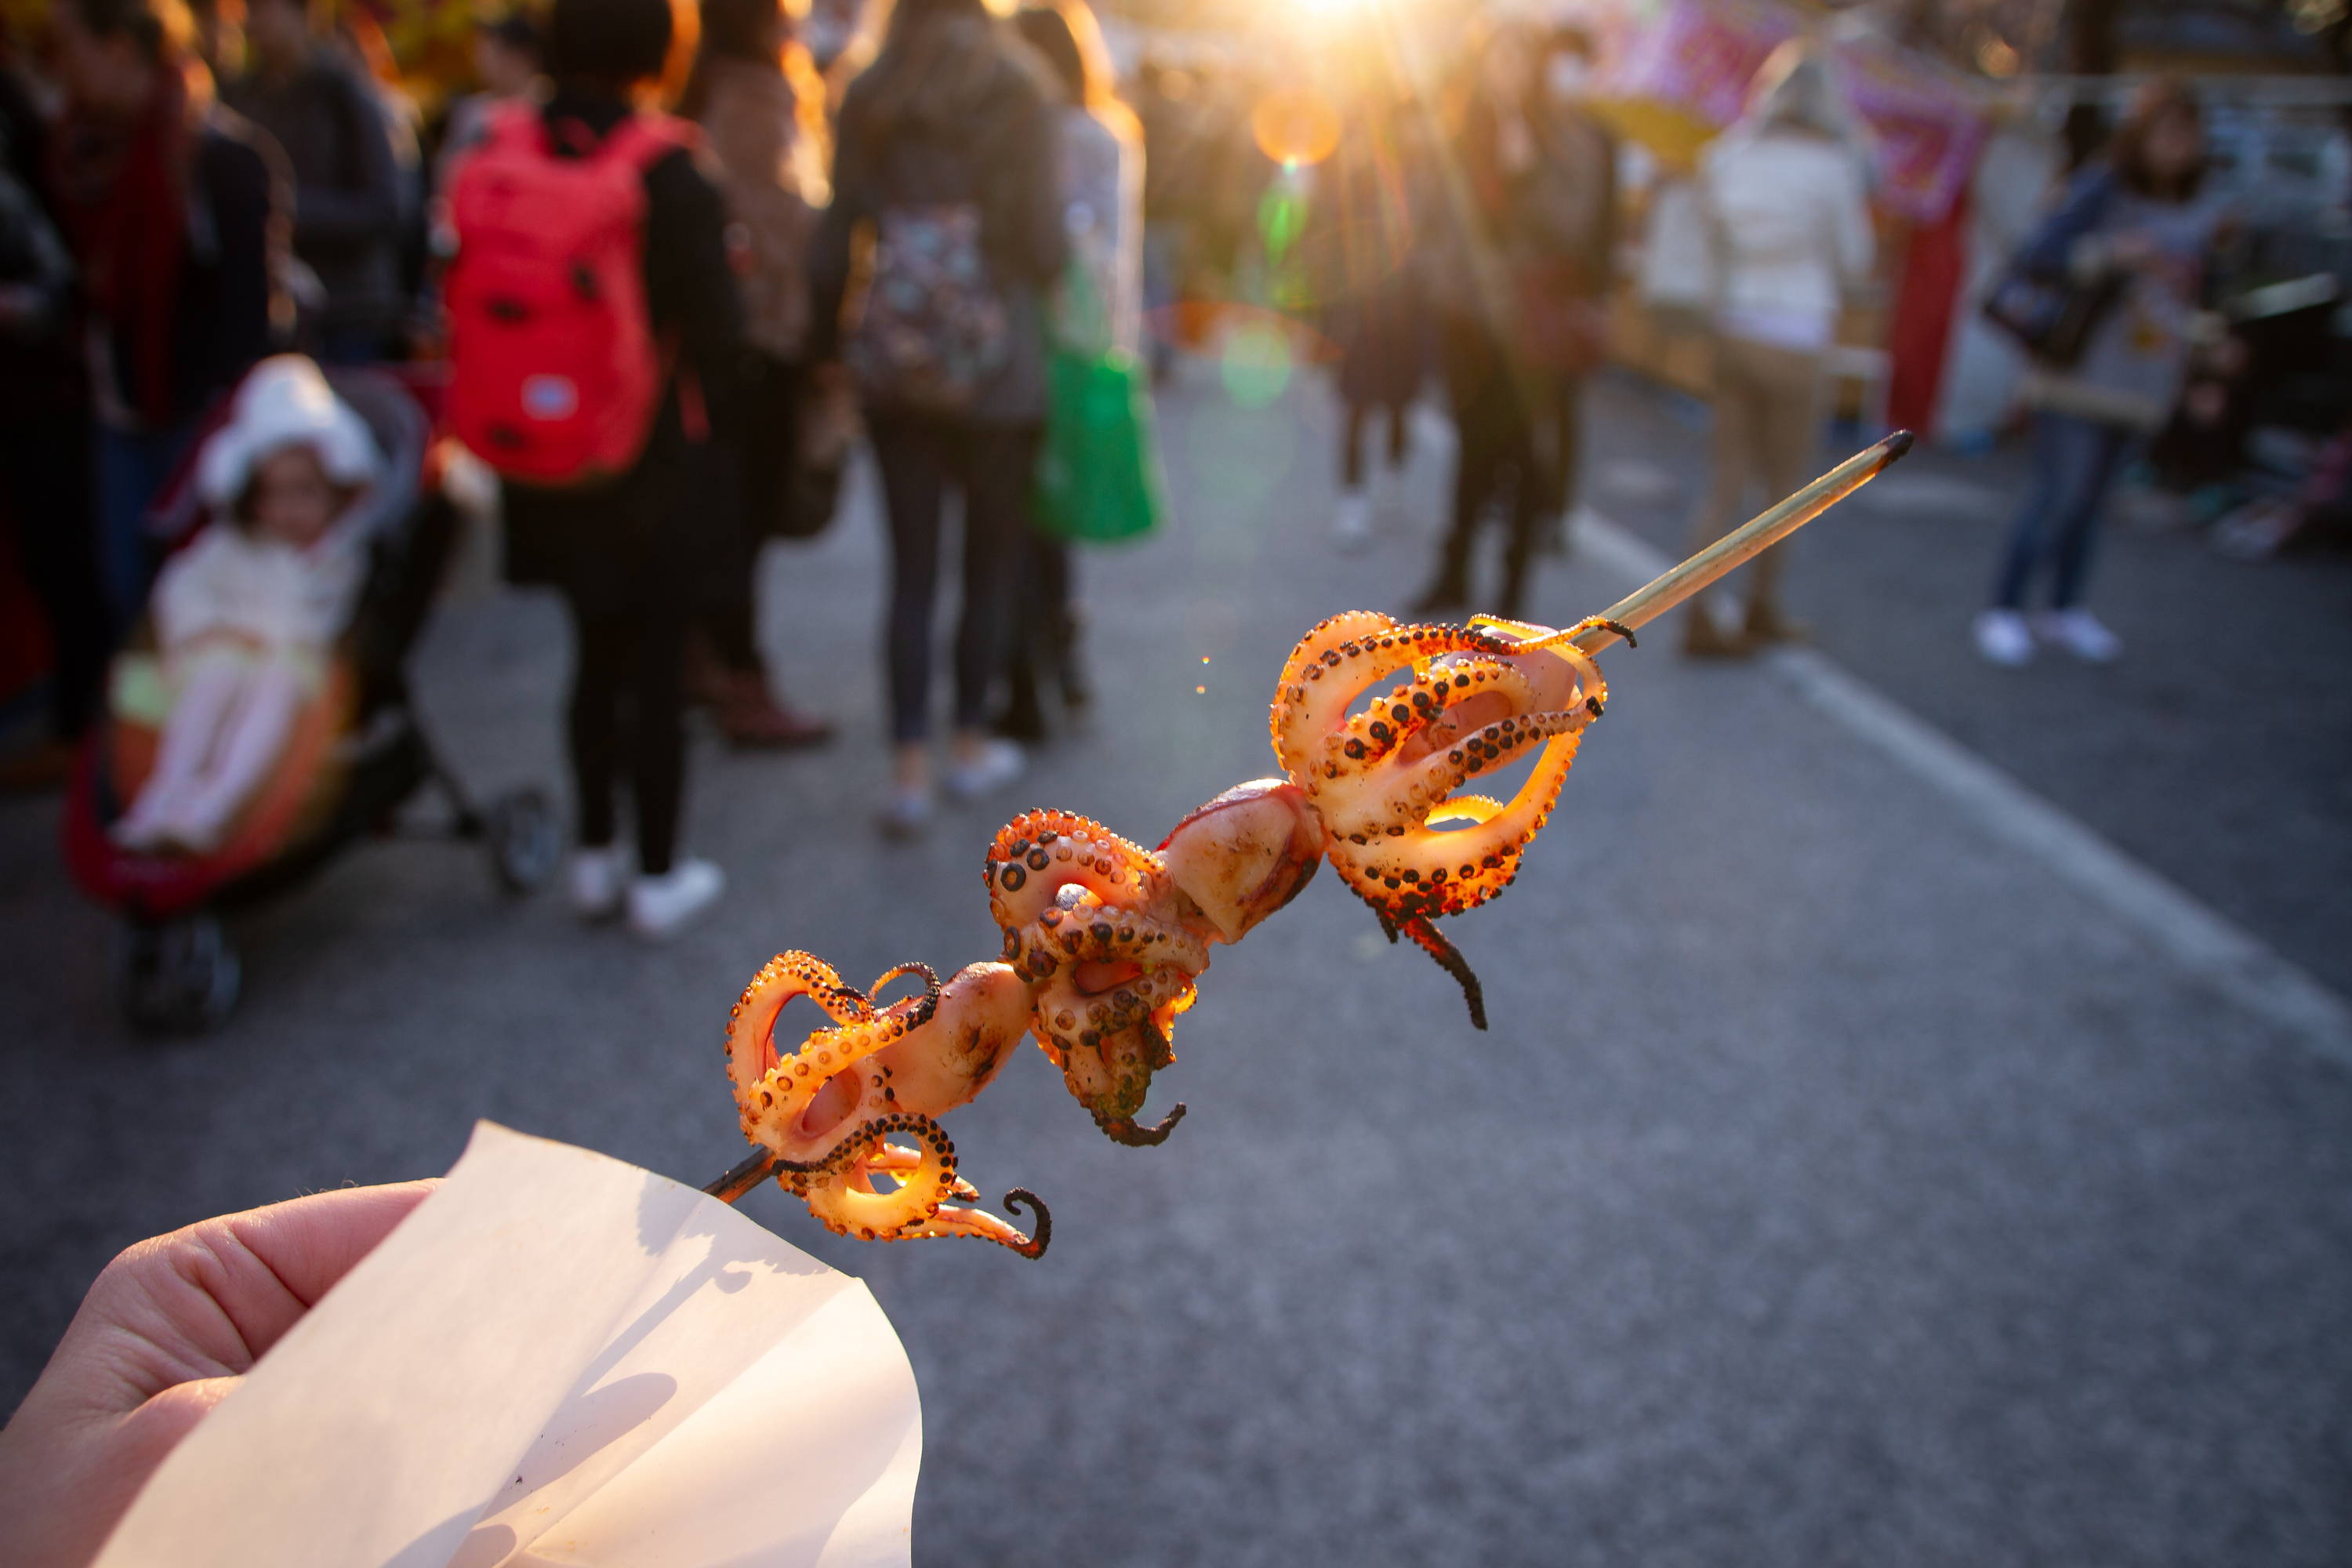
[1408,398,2350,1061]
[1574,505,2352,1065]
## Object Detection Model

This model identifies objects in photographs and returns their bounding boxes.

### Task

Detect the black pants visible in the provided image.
[1429,320,1548,617]
[565,600,687,876]
[1340,401,1410,489]
[705,353,804,673]
[867,418,1039,744]
[0,409,110,741]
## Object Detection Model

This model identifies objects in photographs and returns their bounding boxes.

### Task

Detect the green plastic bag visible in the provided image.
[1033,268,1166,545]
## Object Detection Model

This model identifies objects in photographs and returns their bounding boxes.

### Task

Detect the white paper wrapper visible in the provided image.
[93,1122,920,1568]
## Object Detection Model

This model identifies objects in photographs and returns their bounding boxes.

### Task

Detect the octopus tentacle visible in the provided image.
[865,1141,982,1202]
[1397,913,1487,1031]
[1270,614,1535,782]
[985,810,1168,933]
[1265,611,1628,1028]
[732,953,946,1156]
[1096,1103,1189,1145]
[1000,1189,1051,1259]
[725,953,877,1137]
[797,1112,961,1242]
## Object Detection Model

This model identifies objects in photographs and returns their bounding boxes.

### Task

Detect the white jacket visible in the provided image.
[1700,130,1875,350]
[158,356,383,659]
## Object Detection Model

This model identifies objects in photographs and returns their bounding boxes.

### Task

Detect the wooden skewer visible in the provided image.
[1563,430,1913,658]
[704,1148,778,1205]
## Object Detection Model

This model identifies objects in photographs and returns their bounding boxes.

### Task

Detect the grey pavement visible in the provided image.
[1575,374,2352,1000]
[4,354,2351,1565]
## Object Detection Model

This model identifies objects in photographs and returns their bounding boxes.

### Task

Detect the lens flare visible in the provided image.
[1250,85,1341,168]
[1218,318,1294,408]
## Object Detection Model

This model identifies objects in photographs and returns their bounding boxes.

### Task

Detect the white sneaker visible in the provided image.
[875,786,931,840]
[1973,609,2034,667]
[2035,608,2122,663]
[943,739,1024,802]
[1332,490,1370,550]
[628,858,724,939]
[568,846,626,920]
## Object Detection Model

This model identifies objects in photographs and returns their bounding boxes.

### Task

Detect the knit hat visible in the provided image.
[197,355,384,512]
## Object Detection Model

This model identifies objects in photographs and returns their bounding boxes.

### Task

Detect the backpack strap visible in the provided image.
[592,113,699,173]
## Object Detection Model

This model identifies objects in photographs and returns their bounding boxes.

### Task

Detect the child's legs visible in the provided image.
[144,652,248,798]
[169,655,308,841]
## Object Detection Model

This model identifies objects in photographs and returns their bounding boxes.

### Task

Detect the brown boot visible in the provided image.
[1681,605,1753,660]
[1743,601,1813,646]
[713,673,835,750]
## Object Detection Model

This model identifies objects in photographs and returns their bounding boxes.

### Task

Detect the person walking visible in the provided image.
[1975,78,2224,667]
[996,0,1138,738]
[1682,44,1874,658]
[1522,26,1616,557]
[1410,21,1613,621]
[227,0,405,362]
[45,0,287,623]
[808,0,1065,837]
[0,70,111,792]
[1319,66,1428,552]
[448,0,747,938]
[678,0,837,750]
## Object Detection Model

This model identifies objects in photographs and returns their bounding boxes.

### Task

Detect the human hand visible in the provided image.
[0,1182,434,1568]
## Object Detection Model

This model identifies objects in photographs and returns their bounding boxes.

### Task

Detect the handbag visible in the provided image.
[1981,174,2124,369]
[1982,267,2125,368]
[1033,263,1165,545]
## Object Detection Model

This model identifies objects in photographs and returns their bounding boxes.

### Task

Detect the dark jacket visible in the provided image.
[227,51,404,338]
[0,70,82,417]
[809,7,1065,426]
[499,91,750,619]
[73,108,287,429]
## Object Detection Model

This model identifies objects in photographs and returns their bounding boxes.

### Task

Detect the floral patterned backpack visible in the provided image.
[845,201,1012,416]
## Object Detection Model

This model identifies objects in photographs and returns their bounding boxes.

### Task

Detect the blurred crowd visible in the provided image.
[0,0,2328,958]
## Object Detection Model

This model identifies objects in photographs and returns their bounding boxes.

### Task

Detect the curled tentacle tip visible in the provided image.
[1100,1102,1189,1146]
[1003,1188,1052,1259]
[1601,619,1636,648]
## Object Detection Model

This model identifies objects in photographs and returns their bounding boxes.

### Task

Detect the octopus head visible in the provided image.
[1158,778,1325,945]
[868,962,1034,1118]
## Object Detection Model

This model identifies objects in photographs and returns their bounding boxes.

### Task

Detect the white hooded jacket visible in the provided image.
[155,355,385,659]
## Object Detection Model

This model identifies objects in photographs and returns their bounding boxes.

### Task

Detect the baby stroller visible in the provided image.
[62,364,561,1033]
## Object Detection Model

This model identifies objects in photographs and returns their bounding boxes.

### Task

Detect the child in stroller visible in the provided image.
[64,356,561,1032]
[112,358,385,854]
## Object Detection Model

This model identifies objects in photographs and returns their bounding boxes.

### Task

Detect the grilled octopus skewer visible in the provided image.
[703,434,1914,1255]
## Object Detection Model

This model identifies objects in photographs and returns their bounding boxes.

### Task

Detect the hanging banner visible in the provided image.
[1831,38,1991,226]
[1595,0,1799,170]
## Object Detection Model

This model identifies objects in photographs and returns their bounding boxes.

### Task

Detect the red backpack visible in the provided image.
[443,106,694,485]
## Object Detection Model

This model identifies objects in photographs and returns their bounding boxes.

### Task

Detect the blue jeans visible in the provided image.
[1992,410,2133,612]
[96,419,200,621]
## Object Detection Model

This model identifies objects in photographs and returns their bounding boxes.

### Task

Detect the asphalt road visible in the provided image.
[4,355,2350,1565]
